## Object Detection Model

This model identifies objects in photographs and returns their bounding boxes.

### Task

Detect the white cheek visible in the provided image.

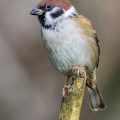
[45,7,64,25]
[45,12,53,25]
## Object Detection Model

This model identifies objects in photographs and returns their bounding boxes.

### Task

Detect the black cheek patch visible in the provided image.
[51,9,64,19]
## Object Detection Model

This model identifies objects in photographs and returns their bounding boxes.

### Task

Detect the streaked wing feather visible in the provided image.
[76,15,100,68]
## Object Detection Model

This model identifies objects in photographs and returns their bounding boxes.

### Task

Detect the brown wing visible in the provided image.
[94,33,100,67]
[73,15,100,68]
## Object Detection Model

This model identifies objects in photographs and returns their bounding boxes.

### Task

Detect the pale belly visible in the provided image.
[42,20,98,75]
[47,40,96,74]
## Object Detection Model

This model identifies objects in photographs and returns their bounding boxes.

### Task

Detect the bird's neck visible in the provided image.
[64,6,78,18]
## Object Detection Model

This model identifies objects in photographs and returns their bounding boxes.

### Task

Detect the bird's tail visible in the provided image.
[86,82,106,111]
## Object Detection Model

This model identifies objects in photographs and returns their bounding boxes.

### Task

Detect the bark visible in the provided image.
[59,71,87,120]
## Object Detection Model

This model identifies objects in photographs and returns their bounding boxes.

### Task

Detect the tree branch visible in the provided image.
[59,70,87,120]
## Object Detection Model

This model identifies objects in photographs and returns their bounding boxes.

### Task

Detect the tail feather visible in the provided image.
[87,84,106,111]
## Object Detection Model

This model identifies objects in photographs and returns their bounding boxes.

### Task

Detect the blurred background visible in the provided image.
[0,0,120,120]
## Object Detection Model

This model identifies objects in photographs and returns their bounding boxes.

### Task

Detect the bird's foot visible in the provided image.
[62,84,70,96]
[72,65,86,77]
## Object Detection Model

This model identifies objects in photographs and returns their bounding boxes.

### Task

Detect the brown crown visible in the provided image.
[37,0,72,10]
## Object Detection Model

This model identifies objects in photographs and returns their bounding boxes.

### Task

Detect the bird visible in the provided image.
[30,0,106,111]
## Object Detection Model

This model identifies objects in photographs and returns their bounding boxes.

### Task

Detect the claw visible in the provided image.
[72,65,86,76]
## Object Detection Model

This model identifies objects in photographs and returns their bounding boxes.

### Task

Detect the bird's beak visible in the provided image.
[30,7,44,16]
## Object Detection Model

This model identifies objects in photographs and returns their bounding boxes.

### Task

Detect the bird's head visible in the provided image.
[30,0,77,29]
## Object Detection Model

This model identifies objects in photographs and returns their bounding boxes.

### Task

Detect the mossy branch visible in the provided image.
[59,69,87,120]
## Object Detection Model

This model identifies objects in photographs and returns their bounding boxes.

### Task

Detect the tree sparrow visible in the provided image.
[30,0,106,111]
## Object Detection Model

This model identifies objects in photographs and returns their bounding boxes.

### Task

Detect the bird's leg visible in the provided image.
[63,65,86,96]
[72,65,86,89]
[72,65,86,77]
[62,76,71,96]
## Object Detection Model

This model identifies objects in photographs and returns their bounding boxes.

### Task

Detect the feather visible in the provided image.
[73,15,100,68]
[37,0,72,10]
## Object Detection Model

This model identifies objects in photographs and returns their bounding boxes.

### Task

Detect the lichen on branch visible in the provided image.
[59,68,87,120]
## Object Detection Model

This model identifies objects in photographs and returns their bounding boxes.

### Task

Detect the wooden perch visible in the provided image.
[59,67,87,120]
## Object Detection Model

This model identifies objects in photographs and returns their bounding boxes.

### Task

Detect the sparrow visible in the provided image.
[30,0,106,111]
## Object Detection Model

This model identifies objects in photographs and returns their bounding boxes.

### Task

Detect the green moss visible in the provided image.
[59,74,87,120]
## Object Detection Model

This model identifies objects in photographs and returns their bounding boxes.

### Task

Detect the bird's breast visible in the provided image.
[41,19,97,74]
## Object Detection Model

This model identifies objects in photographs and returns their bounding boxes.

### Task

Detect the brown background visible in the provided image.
[0,0,120,120]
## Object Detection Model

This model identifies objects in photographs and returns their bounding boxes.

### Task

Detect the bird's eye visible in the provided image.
[46,4,53,10]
